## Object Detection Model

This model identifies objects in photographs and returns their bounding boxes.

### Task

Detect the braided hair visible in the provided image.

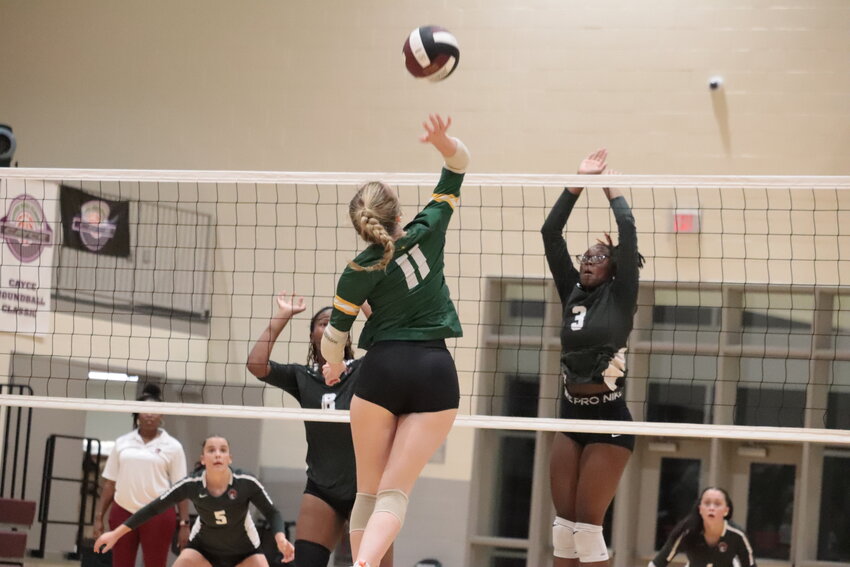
[307,307,354,367]
[597,232,646,271]
[348,181,401,272]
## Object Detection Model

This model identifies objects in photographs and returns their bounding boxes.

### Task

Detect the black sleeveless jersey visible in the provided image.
[261,359,359,501]
[125,468,284,556]
[541,190,640,386]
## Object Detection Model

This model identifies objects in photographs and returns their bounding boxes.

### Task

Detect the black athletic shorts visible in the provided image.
[304,478,355,519]
[185,542,263,567]
[558,387,635,451]
[355,339,460,415]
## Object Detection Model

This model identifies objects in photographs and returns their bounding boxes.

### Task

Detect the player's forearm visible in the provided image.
[246,316,290,376]
[603,186,624,200]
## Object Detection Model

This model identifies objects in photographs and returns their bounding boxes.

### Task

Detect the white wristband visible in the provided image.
[444,138,470,174]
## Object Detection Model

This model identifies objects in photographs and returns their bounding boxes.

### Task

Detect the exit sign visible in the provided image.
[673,209,700,233]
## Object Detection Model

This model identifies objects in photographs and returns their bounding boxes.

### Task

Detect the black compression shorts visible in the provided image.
[304,478,355,519]
[559,387,635,451]
[185,542,263,567]
[355,340,460,415]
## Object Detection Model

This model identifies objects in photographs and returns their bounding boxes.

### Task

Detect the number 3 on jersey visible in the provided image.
[570,305,587,331]
[395,244,430,290]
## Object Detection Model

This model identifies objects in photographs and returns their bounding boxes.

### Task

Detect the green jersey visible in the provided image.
[331,168,464,349]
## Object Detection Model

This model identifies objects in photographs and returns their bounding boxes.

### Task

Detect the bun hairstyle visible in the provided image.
[133,383,164,428]
[348,181,401,272]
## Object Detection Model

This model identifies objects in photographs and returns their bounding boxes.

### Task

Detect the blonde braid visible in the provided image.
[348,182,400,272]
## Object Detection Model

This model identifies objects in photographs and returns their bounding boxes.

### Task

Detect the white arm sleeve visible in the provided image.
[321,324,350,364]
[444,137,470,174]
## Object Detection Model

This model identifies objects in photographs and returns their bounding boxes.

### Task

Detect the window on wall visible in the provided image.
[496,281,547,338]
[482,348,541,417]
[649,288,722,345]
[747,463,795,560]
[818,452,850,562]
[646,354,716,423]
[655,458,701,550]
[741,291,814,350]
[491,434,535,539]
[735,357,807,427]
[826,361,850,430]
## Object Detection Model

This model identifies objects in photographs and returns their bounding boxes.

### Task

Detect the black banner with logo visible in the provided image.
[60,185,130,257]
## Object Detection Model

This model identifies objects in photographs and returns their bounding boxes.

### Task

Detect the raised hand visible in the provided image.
[275,290,307,319]
[420,114,457,158]
[578,148,608,175]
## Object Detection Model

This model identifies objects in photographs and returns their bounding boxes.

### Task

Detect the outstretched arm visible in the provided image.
[246,291,307,378]
[421,114,469,173]
[94,524,132,554]
[567,148,608,196]
[541,148,609,301]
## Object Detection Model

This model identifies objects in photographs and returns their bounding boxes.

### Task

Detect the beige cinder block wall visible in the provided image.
[0,1,848,174]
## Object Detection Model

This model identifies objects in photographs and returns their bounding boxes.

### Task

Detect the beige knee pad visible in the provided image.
[349,492,376,533]
[374,489,409,527]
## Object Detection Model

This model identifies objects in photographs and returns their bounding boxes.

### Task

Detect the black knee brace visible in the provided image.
[294,539,331,567]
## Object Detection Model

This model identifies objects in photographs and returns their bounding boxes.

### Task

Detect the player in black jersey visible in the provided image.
[95,436,295,567]
[541,149,644,567]
[320,114,469,567]
[651,487,756,567]
[247,291,393,567]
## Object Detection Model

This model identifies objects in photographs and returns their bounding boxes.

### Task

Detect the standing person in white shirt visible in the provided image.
[93,384,190,567]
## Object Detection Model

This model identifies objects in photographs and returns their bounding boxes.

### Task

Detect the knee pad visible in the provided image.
[374,489,409,527]
[349,492,376,533]
[294,540,331,567]
[574,522,609,563]
[552,517,578,559]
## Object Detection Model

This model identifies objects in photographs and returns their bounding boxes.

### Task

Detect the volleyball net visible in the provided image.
[1,169,849,437]
[1,168,850,565]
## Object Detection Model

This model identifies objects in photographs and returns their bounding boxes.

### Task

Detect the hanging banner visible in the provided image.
[60,185,130,257]
[0,179,57,334]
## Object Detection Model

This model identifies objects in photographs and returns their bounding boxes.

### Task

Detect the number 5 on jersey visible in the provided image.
[395,245,430,290]
[214,510,227,525]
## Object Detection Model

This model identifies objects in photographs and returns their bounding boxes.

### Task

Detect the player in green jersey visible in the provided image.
[320,114,470,567]
[542,149,644,567]
[94,436,294,567]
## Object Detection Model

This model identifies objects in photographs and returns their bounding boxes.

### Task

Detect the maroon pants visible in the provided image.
[109,503,175,567]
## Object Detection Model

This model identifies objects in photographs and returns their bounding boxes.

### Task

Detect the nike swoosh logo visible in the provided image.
[611,434,622,438]
[199,494,208,498]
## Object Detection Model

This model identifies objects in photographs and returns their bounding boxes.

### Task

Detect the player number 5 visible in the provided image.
[214,510,227,525]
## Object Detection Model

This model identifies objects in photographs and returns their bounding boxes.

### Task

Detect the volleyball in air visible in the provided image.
[402,26,460,82]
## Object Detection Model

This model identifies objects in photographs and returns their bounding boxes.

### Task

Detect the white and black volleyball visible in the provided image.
[402,26,459,82]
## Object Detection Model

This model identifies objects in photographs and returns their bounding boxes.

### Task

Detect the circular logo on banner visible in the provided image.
[72,199,118,252]
[0,194,53,263]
